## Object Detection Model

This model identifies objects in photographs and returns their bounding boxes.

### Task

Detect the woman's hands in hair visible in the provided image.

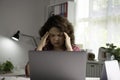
[64,32,73,51]
[37,32,49,51]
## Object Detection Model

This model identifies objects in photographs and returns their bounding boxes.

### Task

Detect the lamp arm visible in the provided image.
[21,33,38,47]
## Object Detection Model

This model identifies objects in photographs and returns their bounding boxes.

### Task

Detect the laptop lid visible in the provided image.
[29,51,87,80]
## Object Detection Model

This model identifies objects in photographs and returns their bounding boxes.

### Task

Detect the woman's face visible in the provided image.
[49,27,65,49]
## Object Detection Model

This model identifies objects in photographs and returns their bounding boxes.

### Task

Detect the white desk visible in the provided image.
[0,76,100,80]
[0,69,100,80]
[0,69,25,76]
[86,77,100,80]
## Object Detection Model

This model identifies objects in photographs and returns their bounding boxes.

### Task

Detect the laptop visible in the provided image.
[29,51,87,80]
[100,60,120,80]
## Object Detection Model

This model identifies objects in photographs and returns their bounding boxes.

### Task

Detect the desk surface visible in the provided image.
[0,69,100,80]
[86,77,100,80]
[0,76,100,80]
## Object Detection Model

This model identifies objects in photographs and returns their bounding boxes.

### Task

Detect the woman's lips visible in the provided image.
[54,42,60,45]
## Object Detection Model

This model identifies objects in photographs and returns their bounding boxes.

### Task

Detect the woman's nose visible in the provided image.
[54,36,59,40]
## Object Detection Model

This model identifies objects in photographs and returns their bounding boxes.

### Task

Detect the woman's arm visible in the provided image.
[72,44,80,51]
[64,32,73,51]
[37,32,49,51]
[25,62,30,77]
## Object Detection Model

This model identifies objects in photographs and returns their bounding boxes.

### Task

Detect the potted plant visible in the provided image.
[103,43,120,61]
[0,60,14,74]
[88,52,95,61]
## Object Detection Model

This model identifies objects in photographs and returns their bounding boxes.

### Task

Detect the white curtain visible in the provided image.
[75,0,120,59]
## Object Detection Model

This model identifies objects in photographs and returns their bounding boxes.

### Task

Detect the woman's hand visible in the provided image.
[64,32,73,51]
[37,32,49,51]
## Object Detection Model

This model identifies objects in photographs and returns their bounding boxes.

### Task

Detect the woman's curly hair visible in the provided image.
[39,15,75,50]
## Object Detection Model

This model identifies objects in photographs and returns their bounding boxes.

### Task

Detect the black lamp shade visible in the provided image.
[12,30,20,41]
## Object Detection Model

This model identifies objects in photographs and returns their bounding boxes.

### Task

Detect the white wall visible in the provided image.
[0,0,49,70]
[0,0,75,71]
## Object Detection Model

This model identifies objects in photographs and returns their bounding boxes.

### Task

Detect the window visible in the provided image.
[75,0,120,59]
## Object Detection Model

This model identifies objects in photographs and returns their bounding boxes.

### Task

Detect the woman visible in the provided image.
[25,15,80,77]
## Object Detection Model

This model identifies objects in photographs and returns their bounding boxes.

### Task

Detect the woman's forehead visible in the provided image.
[49,27,62,34]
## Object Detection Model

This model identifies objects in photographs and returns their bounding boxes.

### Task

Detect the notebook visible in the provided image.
[100,60,120,80]
[29,51,87,80]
